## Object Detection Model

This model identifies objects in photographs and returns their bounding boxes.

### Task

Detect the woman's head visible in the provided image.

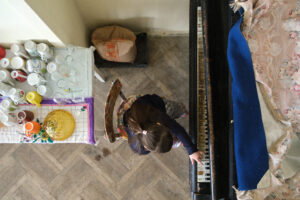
[141,122,173,153]
[126,103,173,154]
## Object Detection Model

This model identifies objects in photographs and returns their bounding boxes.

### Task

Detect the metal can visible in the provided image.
[11,70,28,82]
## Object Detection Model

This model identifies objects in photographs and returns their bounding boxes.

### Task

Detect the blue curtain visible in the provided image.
[227,17,269,190]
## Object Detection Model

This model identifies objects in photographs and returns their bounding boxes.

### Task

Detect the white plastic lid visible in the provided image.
[10,44,20,53]
[11,57,24,69]
[24,40,36,50]
[11,71,18,79]
[47,62,57,73]
[1,99,10,109]
[37,85,47,95]
[37,43,48,53]
[0,58,10,68]
[27,73,39,86]
[0,70,7,81]
[26,60,34,72]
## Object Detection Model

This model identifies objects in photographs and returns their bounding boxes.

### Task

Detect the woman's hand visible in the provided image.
[189,151,204,165]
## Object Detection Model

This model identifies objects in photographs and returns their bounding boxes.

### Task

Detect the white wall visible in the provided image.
[0,0,64,48]
[74,0,189,34]
[0,0,187,48]
[25,0,88,47]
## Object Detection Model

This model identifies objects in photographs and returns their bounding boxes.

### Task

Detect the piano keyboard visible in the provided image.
[190,1,236,199]
[196,6,211,184]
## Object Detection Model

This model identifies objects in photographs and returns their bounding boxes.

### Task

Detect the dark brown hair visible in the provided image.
[125,103,173,154]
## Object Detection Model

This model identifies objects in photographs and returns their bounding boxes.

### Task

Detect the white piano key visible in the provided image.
[197,160,211,183]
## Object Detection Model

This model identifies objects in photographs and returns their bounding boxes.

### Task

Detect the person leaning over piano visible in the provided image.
[122,94,204,164]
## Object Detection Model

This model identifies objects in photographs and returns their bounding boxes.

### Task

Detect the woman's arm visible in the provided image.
[161,114,204,164]
[160,113,198,155]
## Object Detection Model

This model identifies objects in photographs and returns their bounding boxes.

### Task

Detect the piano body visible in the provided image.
[189,0,238,199]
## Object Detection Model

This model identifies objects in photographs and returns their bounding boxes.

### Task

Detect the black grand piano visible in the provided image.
[189,0,239,199]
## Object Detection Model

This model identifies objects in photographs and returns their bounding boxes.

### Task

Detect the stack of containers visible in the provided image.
[0,41,55,127]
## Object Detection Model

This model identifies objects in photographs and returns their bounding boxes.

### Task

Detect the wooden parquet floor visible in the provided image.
[0,36,191,200]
